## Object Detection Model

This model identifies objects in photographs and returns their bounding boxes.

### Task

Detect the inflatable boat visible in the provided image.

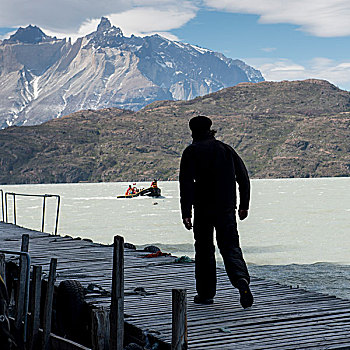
[117,187,161,198]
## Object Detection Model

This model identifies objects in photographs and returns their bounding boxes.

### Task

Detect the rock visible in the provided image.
[124,242,136,250]
[144,245,160,253]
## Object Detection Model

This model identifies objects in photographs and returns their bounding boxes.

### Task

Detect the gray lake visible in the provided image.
[1,178,350,298]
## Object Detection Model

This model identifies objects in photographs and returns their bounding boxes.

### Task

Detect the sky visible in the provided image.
[1,0,350,90]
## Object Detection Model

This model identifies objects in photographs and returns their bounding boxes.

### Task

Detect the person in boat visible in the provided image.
[132,183,138,194]
[125,185,133,196]
[179,115,253,308]
[151,179,158,188]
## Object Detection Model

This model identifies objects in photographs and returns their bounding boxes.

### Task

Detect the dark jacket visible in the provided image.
[179,135,250,219]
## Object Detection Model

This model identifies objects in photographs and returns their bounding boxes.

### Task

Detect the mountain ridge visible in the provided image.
[0,79,349,184]
[0,17,264,128]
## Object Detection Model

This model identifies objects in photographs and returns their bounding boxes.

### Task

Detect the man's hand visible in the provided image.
[183,218,193,230]
[238,209,249,221]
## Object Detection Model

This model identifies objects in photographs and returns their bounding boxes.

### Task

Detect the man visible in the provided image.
[125,185,133,196]
[179,115,253,308]
[151,179,158,188]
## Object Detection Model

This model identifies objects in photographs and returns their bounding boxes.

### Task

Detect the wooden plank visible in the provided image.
[91,308,110,350]
[187,323,350,347]
[42,258,57,350]
[0,253,6,283]
[172,289,187,350]
[15,235,29,333]
[2,222,350,350]
[50,332,92,350]
[110,236,124,350]
[21,233,29,252]
[29,265,42,350]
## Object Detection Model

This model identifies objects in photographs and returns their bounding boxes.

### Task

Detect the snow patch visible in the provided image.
[157,61,166,68]
[190,45,210,54]
[56,89,68,118]
[32,76,41,99]
[173,41,185,49]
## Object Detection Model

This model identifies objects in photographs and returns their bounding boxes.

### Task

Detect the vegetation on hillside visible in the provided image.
[0,79,349,184]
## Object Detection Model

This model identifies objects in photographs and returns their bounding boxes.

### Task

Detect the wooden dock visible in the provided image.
[1,221,350,349]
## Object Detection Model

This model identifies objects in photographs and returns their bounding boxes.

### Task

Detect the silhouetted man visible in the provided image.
[179,115,253,308]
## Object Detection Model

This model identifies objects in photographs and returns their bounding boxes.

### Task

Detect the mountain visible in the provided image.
[0,79,349,184]
[0,17,264,128]
[4,25,55,44]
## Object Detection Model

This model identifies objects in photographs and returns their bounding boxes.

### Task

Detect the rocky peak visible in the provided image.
[85,17,123,48]
[4,25,54,44]
[97,17,112,32]
[95,17,123,37]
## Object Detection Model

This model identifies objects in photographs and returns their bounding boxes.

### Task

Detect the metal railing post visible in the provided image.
[41,196,46,232]
[13,193,17,225]
[5,192,8,223]
[54,195,60,235]
[0,189,4,222]
[3,192,61,235]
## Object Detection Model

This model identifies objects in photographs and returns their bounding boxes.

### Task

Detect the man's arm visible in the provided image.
[179,147,195,229]
[232,150,250,220]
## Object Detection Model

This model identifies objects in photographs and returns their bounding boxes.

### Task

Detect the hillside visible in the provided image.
[0,79,349,184]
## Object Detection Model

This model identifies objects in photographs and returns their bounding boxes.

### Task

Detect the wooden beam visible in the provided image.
[172,289,187,350]
[0,253,6,284]
[29,265,42,350]
[50,332,92,350]
[42,258,57,350]
[21,233,29,252]
[15,234,30,331]
[91,308,110,350]
[110,235,124,350]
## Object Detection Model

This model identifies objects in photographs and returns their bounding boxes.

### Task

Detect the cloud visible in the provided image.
[246,57,350,90]
[109,5,197,37]
[0,29,16,40]
[0,0,197,39]
[204,0,350,37]
[261,47,276,52]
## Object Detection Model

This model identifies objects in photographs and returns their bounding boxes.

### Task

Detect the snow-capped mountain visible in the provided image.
[0,17,264,127]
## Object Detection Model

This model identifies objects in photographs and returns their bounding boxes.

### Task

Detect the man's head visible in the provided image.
[189,115,212,132]
[189,115,214,139]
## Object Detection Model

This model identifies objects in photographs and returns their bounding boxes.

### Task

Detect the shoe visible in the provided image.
[194,295,214,305]
[237,278,254,309]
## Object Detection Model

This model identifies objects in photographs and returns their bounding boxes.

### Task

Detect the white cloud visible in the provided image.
[246,57,350,90]
[0,30,16,40]
[109,5,196,37]
[0,1,197,40]
[261,47,276,52]
[204,0,350,37]
[0,0,128,32]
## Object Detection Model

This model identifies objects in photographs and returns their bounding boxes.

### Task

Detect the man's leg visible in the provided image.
[193,209,216,300]
[214,209,250,287]
[215,209,253,308]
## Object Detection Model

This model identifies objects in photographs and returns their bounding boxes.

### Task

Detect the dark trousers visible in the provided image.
[193,207,250,299]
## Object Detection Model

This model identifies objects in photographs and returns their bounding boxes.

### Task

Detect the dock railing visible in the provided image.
[0,234,31,344]
[0,189,4,222]
[4,192,61,235]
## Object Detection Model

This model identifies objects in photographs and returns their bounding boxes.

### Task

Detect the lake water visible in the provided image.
[1,178,350,299]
